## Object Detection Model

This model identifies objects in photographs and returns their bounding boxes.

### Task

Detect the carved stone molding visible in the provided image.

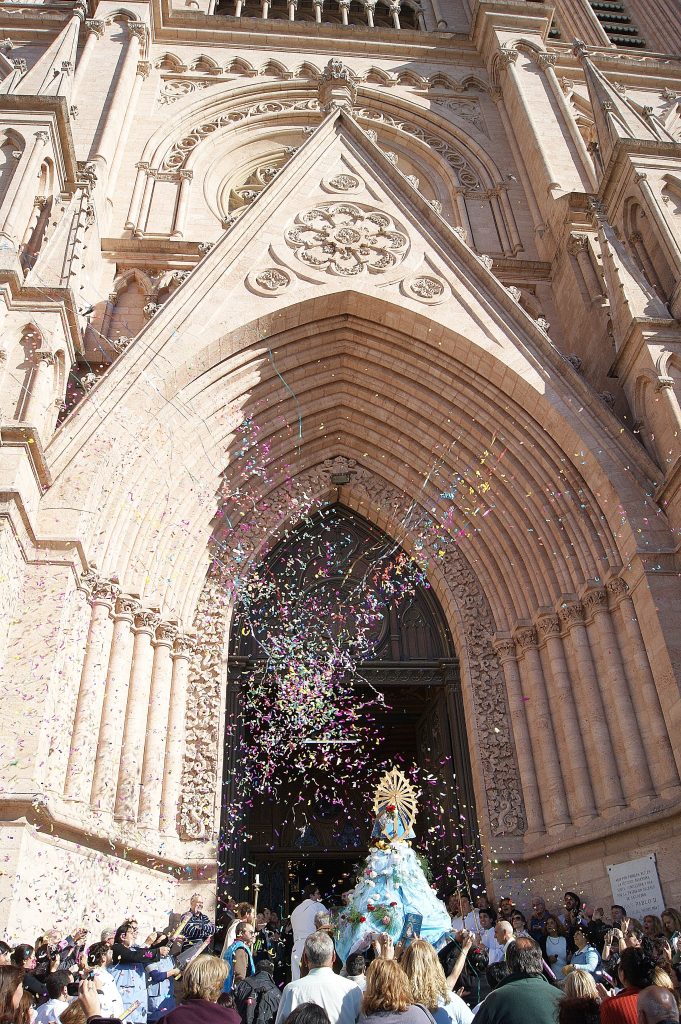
[179,463,526,840]
[161,99,319,172]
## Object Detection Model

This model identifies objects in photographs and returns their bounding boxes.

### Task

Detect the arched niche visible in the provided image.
[218,502,480,903]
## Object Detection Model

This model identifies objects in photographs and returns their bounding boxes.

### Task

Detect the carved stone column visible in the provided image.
[606,578,679,796]
[90,595,139,811]
[559,600,625,812]
[514,627,570,830]
[64,577,119,801]
[536,614,596,823]
[91,21,145,194]
[21,350,55,436]
[171,170,193,240]
[114,608,159,821]
[160,633,194,835]
[493,638,544,835]
[106,58,151,210]
[582,587,654,804]
[73,19,105,94]
[138,621,177,829]
[0,129,49,243]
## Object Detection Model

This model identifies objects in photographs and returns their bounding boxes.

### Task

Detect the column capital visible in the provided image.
[536,613,561,641]
[533,51,558,71]
[137,60,152,79]
[114,594,141,620]
[11,57,26,73]
[154,621,178,647]
[496,47,519,70]
[172,633,196,659]
[133,609,161,634]
[582,586,608,616]
[656,376,675,392]
[606,576,629,604]
[35,349,56,365]
[34,131,50,145]
[91,577,120,607]
[558,600,585,628]
[179,168,194,181]
[514,626,538,651]
[492,636,517,662]
[127,21,149,53]
[85,19,106,37]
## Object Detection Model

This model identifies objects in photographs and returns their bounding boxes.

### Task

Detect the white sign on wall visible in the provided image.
[607,854,665,920]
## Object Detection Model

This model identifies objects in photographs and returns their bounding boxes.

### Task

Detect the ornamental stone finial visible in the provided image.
[319,58,357,111]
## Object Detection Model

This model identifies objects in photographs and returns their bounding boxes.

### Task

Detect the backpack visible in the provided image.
[234,974,281,1024]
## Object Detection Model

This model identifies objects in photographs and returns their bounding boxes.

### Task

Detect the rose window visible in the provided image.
[286,203,409,276]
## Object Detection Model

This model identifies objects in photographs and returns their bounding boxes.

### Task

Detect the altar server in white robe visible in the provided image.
[290,884,328,981]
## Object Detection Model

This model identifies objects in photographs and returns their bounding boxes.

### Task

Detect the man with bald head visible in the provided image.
[638,986,679,1024]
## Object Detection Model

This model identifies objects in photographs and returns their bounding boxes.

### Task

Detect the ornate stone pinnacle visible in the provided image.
[319,58,357,111]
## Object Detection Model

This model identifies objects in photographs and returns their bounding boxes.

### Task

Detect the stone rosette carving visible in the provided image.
[286,203,409,277]
[179,463,526,840]
[322,173,362,194]
[401,273,449,305]
[247,267,292,297]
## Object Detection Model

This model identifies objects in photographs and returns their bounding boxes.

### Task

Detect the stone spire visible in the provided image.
[572,39,676,172]
[590,201,672,349]
[16,6,83,104]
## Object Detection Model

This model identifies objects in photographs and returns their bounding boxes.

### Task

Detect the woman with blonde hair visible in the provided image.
[154,956,240,1024]
[561,971,598,1001]
[359,960,434,1024]
[400,940,473,1024]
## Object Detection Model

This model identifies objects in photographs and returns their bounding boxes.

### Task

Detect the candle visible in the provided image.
[255,873,260,885]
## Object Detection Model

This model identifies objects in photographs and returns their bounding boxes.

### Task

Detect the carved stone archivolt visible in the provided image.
[179,461,526,841]
[285,203,409,276]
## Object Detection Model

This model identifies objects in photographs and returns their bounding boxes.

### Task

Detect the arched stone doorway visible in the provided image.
[220,504,480,915]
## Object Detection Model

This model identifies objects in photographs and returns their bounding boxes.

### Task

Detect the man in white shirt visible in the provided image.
[479,911,503,965]
[276,932,361,1024]
[489,921,514,965]
[34,972,71,1024]
[290,884,328,981]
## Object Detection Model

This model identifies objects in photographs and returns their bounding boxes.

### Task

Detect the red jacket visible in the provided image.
[599,987,641,1024]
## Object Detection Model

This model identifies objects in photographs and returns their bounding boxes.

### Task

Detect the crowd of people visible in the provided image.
[1,886,680,1024]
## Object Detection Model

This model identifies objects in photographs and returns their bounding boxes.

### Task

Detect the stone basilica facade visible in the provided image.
[0,0,681,934]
